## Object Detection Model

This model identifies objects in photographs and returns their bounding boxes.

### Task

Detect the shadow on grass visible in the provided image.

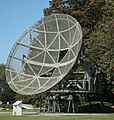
[80,103,114,113]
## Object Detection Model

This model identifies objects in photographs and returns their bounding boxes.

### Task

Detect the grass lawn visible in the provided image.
[0,114,114,120]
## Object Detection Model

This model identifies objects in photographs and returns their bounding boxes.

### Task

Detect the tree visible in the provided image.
[0,64,15,103]
[83,1,114,95]
[44,0,105,37]
[44,0,114,100]
[15,92,47,110]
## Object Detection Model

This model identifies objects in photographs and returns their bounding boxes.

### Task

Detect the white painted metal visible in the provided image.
[13,101,22,116]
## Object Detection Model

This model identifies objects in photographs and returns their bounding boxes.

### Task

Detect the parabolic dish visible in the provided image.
[6,14,82,95]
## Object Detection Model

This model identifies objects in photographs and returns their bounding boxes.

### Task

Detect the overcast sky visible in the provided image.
[0,0,49,64]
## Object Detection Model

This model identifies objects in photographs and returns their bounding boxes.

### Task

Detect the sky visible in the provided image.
[0,0,49,64]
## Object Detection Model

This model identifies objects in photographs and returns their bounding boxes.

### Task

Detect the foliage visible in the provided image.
[0,64,15,103]
[44,0,105,36]
[0,104,12,109]
[15,92,47,109]
[44,0,114,96]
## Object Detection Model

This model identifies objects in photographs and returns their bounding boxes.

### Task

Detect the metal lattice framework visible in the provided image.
[6,14,82,95]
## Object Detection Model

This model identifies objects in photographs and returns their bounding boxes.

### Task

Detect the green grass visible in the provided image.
[0,114,114,120]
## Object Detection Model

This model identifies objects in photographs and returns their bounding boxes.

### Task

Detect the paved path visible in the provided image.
[37,113,109,116]
[0,112,109,116]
